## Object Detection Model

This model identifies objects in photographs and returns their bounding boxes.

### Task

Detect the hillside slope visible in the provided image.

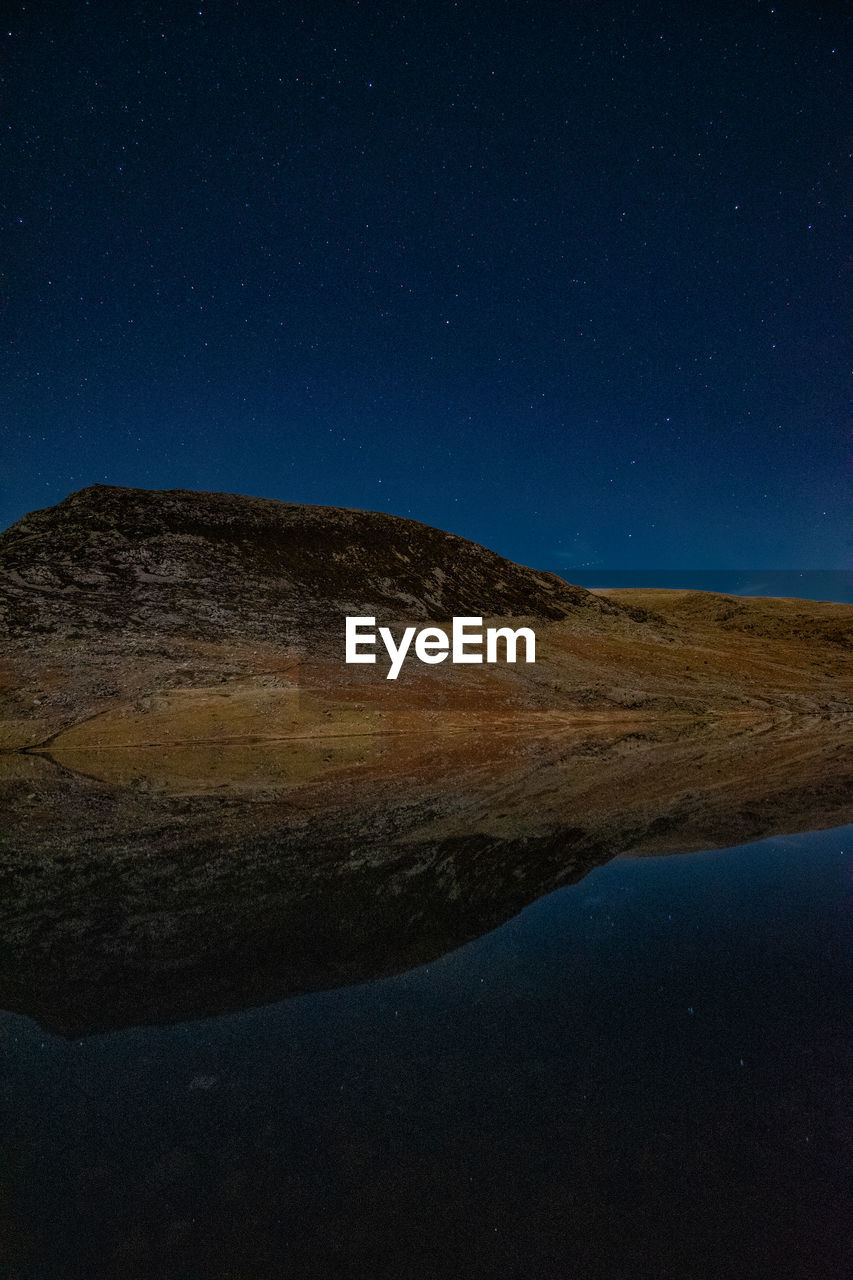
[0,485,850,753]
[0,483,607,639]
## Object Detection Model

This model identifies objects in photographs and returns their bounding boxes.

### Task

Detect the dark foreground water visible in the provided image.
[2,826,850,1280]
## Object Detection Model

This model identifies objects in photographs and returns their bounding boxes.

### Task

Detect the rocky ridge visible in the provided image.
[0,483,610,642]
[1,485,850,755]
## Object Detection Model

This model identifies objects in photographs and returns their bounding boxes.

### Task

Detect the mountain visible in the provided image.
[0,483,602,640]
[0,485,850,756]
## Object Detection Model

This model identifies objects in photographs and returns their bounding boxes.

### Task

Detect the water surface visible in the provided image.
[2,824,849,1279]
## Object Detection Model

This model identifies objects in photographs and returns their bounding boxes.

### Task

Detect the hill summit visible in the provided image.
[0,484,610,643]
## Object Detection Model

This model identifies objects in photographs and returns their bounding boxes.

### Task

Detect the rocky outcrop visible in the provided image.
[0,484,608,643]
[1,486,850,755]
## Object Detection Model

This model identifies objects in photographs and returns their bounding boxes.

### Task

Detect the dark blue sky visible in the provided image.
[3,0,849,570]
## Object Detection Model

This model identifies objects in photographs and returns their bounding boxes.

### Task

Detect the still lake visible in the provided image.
[2,823,849,1279]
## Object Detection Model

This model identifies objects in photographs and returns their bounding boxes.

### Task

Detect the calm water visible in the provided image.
[2,825,850,1280]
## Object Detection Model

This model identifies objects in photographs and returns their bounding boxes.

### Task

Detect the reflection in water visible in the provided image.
[2,826,850,1279]
[1,717,851,1277]
[1,716,850,1035]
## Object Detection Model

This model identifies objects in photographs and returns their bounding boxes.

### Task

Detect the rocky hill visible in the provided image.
[0,484,609,642]
[0,485,850,755]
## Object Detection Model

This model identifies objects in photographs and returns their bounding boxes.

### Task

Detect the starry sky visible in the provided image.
[3,0,849,572]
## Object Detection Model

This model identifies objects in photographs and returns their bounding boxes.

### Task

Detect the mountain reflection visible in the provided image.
[1,714,850,1036]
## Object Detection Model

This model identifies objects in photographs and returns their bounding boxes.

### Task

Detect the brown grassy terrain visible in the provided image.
[0,485,850,1034]
[0,485,849,753]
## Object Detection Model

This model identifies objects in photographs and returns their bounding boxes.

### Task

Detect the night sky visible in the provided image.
[3,1,849,572]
